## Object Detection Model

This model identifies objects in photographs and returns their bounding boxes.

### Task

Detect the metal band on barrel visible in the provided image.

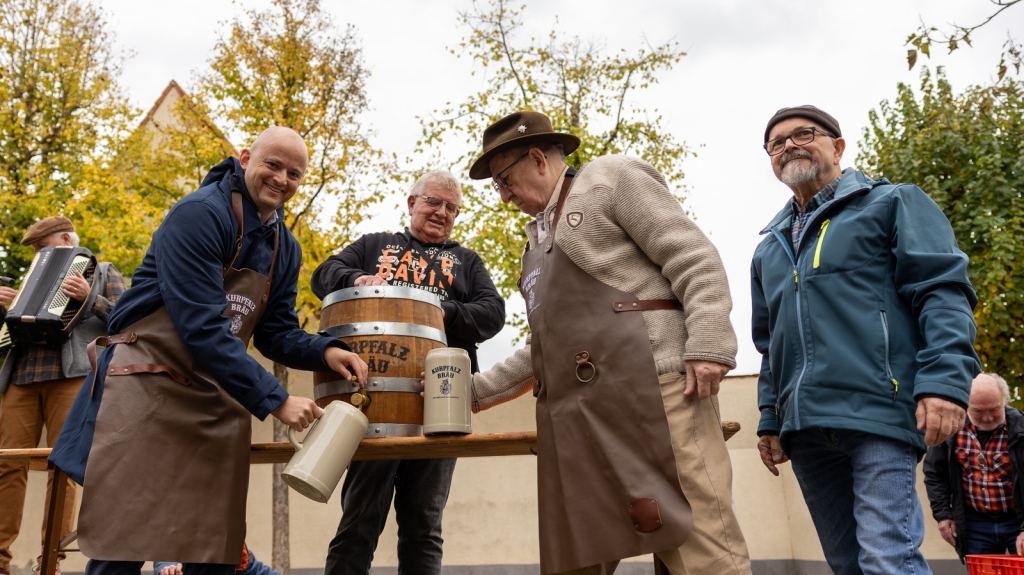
[322,322,447,345]
[322,286,442,309]
[315,377,423,398]
[364,423,422,438]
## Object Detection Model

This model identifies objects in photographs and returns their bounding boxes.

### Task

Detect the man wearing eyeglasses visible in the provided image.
[466,111,751,575]
[752,105,980,574]
[310,169,505,575]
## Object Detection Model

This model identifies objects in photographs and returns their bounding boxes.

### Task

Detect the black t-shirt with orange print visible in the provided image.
[310,229,505,372]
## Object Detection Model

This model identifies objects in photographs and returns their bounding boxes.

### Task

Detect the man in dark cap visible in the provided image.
[0,217,126,575]
[466,111,752,575]
[752,105,980,574]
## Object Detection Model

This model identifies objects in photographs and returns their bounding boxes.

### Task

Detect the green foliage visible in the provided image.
[417,0,692,336]
[192,0,390,332]
[860,67,1024,387]
[0,0,210,280]
[0,0,135,275]
[905,0,1021,80]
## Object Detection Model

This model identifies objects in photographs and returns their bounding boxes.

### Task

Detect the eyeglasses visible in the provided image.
[491,152,530,191]
[764,127,836,156]
[417,195,461,216]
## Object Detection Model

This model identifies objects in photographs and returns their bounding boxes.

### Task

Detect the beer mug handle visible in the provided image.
[287,416,322,452]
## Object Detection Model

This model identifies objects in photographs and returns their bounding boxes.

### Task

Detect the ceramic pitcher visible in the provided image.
[423,347,473,435]
[281,398,368,503]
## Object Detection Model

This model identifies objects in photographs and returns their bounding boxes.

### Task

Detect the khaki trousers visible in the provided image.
[555,372,751,575]
[0,376,84,571]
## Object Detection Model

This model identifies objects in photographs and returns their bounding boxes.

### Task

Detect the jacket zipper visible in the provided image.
[771,228,807,429]
[880,310,899,400]
[813,219,831,269]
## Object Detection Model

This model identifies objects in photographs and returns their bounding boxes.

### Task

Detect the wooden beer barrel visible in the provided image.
[315,286,446,437]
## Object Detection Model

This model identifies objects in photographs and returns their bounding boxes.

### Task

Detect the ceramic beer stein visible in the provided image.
[281,396,369,503]
[423,347,473,435]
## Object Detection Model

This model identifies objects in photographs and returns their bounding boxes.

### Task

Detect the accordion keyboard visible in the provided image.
[47,256,92,316]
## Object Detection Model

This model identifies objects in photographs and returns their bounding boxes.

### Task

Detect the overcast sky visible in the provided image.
[98,0,1012,374]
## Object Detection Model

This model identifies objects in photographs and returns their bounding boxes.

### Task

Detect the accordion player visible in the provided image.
[0,246,109,350]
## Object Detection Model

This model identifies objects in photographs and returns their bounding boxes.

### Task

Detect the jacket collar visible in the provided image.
[759,168,889,235]
[1006,407,1024,445]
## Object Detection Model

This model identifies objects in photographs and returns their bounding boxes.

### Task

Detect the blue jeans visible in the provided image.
[324,458,456,575]
[788,428,931,575]
[965,513,1020,555]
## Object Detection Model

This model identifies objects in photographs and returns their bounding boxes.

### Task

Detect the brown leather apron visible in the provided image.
[523,175,692,574]
[77,187,279,563]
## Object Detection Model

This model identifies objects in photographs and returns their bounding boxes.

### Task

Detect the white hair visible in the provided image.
[51,230,80,247]
[980,372,1012,405]
[410,170,462,204]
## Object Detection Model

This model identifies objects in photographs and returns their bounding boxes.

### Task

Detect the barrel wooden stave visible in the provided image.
[320,297,443,329]
[315,287,445,436]
[314,390,423,425]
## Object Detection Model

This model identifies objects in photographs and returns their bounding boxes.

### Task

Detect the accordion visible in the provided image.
[0,246,102,350]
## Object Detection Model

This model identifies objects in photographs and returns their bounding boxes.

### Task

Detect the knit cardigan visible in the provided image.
[472,155,737,411]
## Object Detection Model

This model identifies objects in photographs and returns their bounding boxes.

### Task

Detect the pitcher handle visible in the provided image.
[287,416,322,452]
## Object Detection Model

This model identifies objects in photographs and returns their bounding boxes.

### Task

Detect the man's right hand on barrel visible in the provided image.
[272,396,323,431]
[354,274,387,287]
[325,346,369,387]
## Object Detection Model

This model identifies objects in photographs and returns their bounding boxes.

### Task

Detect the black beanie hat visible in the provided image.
[764,105,842,143]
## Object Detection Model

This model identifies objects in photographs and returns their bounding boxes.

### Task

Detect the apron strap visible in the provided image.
[263,223,280,303]
[612,300,682,312]
[225,175,246,277]
[88,333,138,398]
[544,173,575,253]
[107,363,191,386]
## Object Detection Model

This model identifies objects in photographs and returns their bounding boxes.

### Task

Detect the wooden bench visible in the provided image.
[0,422,741,575]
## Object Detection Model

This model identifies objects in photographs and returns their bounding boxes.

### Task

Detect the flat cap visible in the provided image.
[765,105,842,143]
[21,216,75,246]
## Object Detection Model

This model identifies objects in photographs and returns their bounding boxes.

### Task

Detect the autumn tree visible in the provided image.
[906,0,1022,79]
[417,0,691,333]
[186,0,386,569]
[0,0,135,275]
[860,67,1024,390]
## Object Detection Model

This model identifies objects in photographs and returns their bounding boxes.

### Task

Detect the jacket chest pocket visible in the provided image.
[808,204,889,274]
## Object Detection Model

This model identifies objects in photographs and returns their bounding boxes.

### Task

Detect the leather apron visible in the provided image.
[523,175,692,574]
[77,185,279,564]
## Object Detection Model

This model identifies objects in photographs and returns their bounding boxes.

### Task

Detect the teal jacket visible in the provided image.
[751,168,980,453]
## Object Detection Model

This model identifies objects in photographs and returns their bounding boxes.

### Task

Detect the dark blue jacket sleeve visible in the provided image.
[153,201,286,420]
[890,185,981,407]
[441,253,505,344]
[253,236,340,373]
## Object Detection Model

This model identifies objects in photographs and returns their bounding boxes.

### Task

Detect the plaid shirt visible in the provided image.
[790,176,841,246]
[955,420,1016,515]
[11,265,126,384]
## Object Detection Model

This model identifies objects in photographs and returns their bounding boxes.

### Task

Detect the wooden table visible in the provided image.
[0,422,740,575]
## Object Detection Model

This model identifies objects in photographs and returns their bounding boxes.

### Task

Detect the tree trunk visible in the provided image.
[272,361,291,575]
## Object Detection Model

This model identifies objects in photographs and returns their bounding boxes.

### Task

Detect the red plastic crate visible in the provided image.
[968,554,1024,575]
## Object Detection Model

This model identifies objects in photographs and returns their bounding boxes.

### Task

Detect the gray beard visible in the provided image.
[781,158,820,186]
